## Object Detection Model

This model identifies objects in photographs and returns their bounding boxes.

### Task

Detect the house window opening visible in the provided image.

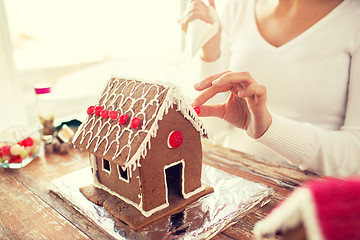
[103,159,111,172]
[165,163,182,201]
[118,165,129,182]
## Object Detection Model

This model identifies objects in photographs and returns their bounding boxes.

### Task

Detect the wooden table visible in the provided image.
[0,141,317,240]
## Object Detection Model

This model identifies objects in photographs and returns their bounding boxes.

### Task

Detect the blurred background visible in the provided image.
[0,0,226,131]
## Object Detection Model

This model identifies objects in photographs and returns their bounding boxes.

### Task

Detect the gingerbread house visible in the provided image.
[72,77,213,229]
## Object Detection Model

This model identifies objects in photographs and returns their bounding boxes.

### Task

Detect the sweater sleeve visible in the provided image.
[257,45,360,176]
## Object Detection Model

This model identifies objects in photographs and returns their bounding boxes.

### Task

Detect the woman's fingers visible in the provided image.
[194,71,230,91]
[212,71,256,87]
[238,83,267,107]
[192,84,229,107]
[189,0,208,9]
[192,87,227,106]
[193,70,268,115]
[238,83,266,97]
[180,11,209,32]
[193,71,257,106]
[180,0,213,32]
[197,104,226,118]
[192,70,271,138]
[194,71,264,103]
[184,4,212,23]
[209,71,267,106]
[208,0,216,8]
[195,71,255,92]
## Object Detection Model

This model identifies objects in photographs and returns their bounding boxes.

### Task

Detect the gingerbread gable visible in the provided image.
[73,77,207,170]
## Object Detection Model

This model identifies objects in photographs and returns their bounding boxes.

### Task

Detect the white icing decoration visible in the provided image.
[102,159,111,174]
[89,155,205,217]
[167,131,175,149]
[90,154,168,217]
[164,159,205,200]
[74,76,210,217]
[73,76,208,171]
[117,165,130,183]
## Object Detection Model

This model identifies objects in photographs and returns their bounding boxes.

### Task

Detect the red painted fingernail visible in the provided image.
[193,106,201,115]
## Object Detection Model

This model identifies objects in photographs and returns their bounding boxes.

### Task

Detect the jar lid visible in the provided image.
[34,84,51,94]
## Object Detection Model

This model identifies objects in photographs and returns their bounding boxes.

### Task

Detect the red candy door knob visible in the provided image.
[168,131,184,148]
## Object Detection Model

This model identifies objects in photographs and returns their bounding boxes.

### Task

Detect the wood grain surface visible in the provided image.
[0,140,317,239]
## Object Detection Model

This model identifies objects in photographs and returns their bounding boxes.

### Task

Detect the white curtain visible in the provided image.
[0,0,28,132]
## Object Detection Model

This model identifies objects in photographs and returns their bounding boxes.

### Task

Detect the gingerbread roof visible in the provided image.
[73,77,208,170]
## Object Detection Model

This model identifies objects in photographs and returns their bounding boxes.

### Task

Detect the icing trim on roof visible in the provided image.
[73,77,209,171]
[125,81,208,170]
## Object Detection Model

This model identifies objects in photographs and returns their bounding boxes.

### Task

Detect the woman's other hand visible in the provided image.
[192,71,272,139]
[179,0,216,32]
[179,0,221,61]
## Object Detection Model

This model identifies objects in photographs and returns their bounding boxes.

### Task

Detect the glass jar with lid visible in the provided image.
[34,84,55,142]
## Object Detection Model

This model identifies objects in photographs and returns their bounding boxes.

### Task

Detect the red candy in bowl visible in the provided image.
[0,125,42,169]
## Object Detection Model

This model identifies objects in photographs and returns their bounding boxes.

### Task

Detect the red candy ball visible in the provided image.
[100,110,109,118]
[19,137,34,147]
[1,145,11,156]
[9,155,22,163]
[193,106,201,115]
[131,117,141,129]
[118,114,129,125]
[109,111,118,120]
[94,106,103,116]
[168,131,184,149]
[87,106,95,115]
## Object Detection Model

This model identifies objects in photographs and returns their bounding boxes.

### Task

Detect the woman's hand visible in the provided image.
[179,0,221,61]
[192,71,272,139]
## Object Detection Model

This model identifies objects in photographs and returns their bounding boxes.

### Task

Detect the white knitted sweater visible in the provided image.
[199,0,360,176]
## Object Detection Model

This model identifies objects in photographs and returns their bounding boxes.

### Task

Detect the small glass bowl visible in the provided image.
[0,125,42,169]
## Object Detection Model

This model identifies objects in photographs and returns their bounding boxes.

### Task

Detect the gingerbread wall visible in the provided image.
[95,156,142,205]
[139,106,203,212]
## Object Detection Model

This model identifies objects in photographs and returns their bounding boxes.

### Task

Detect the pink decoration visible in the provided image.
[109,111,118,120]
[168,131,184,148]
[100,110,109,118]
[256,177,360,239]
[306,178,360,240]
[131,117,141,129]
[34,87,51,95]
[118,114,129,125]
[193,106,201,115]
[94,106,103,116]
[87,106,95,115]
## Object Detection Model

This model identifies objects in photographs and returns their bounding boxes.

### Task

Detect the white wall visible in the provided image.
[0,0,28,132]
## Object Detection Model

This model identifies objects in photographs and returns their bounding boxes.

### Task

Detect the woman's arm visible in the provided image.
[194,45,360,176]
[257,45,360,176]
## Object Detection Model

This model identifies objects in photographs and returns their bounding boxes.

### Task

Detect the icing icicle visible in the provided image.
[73,77,209,171]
